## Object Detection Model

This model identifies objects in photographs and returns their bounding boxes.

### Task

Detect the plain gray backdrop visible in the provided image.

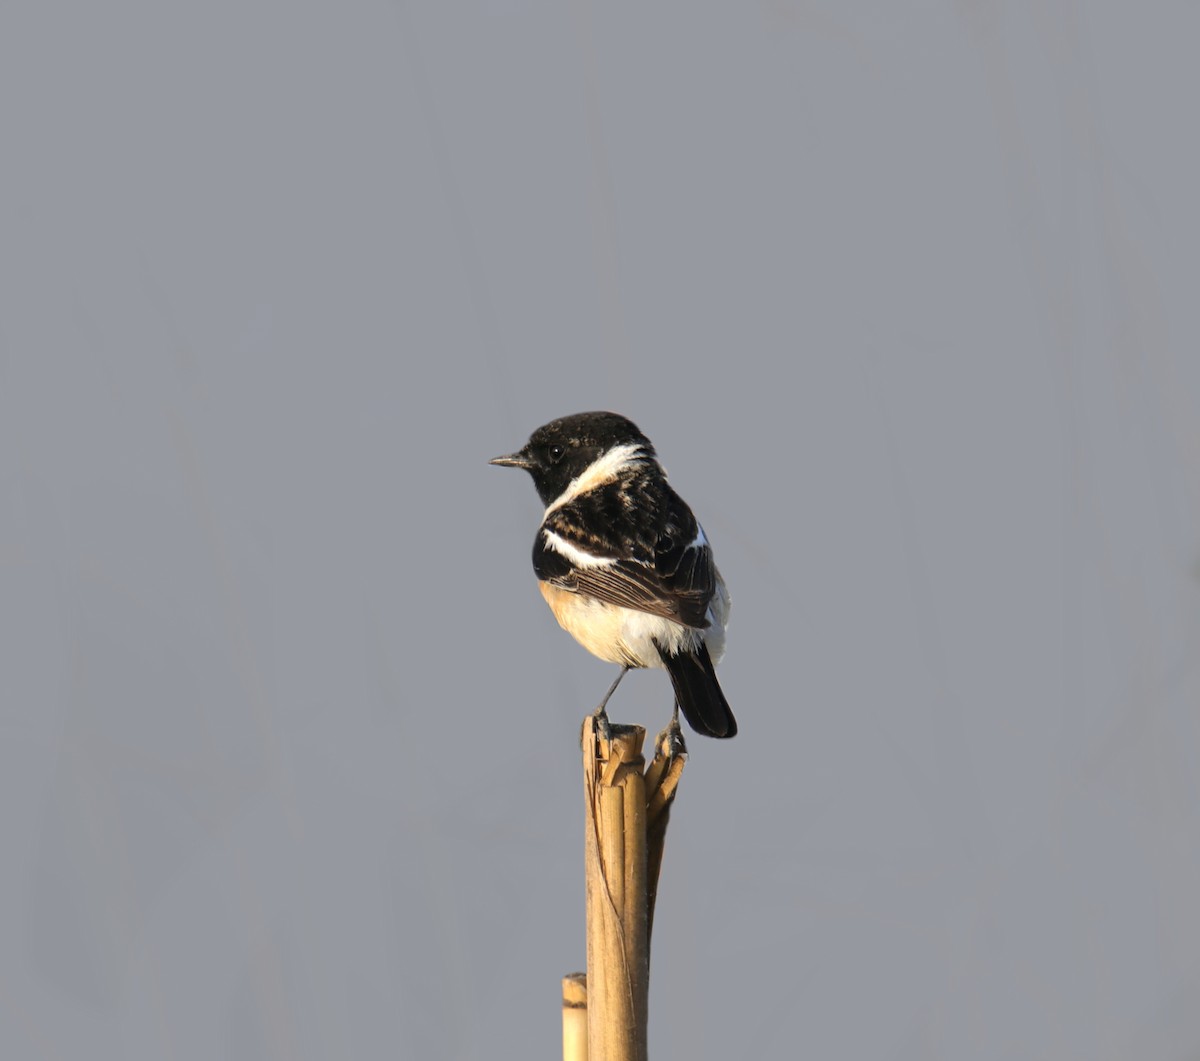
[2,2,1198,1058]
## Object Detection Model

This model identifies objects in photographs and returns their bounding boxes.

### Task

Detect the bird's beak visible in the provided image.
[489,449,534,470]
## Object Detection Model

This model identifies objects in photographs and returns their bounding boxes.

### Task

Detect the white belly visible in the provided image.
[538,572,729,668]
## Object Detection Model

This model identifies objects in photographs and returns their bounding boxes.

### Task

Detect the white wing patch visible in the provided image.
[543,528,618,569]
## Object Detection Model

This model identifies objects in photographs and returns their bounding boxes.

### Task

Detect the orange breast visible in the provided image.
[537,581,640,667]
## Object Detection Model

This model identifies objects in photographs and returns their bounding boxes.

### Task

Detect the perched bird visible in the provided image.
[490,411,736,738]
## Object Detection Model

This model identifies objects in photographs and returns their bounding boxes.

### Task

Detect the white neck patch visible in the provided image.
[544,443,647,516]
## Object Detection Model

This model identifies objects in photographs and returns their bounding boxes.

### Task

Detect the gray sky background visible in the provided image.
[2,3,1198,1058]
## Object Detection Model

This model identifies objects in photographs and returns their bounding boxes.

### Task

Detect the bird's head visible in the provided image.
[490,411,656,508]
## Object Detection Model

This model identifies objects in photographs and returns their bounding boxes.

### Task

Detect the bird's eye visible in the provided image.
[547,444,565,463]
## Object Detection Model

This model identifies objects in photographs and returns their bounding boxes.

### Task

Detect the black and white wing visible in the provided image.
[533,485,715,629]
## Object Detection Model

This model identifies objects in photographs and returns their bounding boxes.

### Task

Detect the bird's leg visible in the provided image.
[596,666,630,714]
[650,699,688,770]
[590,665,629,741]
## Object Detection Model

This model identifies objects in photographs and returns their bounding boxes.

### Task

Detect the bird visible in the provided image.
[490,411,736,738]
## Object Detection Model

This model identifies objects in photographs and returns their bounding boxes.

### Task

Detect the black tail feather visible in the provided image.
[658,642,737,739]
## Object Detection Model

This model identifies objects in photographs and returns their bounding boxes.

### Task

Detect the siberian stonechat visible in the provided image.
[491,411,736,738]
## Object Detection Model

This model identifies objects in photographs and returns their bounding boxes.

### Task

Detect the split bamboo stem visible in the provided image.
[644,722,687,948]
[571,716,687,1061]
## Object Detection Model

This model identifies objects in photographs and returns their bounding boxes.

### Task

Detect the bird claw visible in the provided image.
[579,705,614,748]
[591,704,613,744]
[654,701,687,757]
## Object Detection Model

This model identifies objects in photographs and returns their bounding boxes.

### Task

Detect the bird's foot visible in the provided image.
[591,703,613,744]
[579,704,614,748]
[653,701,687,759]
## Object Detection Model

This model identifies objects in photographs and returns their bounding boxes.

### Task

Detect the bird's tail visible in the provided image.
[658,641,737,739]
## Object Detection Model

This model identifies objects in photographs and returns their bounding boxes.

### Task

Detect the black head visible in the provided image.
[490,411,656,507]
